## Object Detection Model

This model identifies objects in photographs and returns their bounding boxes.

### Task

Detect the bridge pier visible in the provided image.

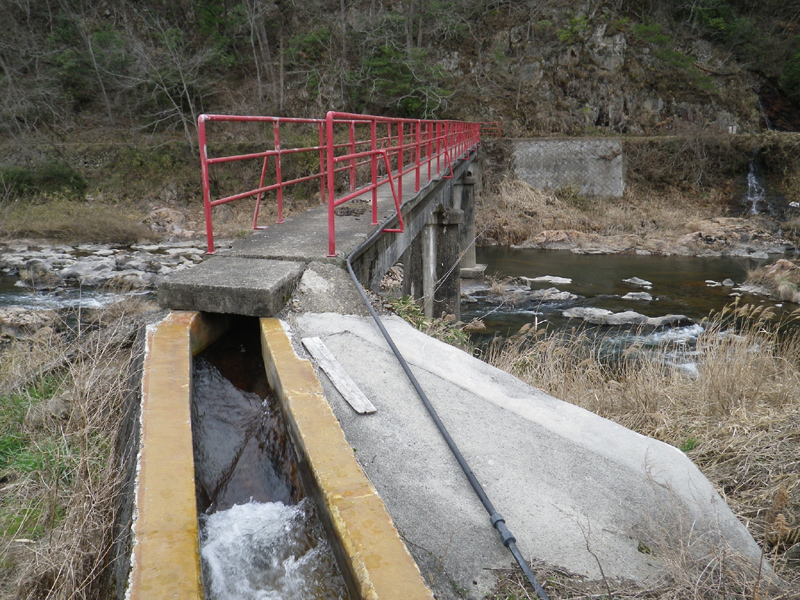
[401,206,463,321]
[394,167,479,321]
[432,207,463,321]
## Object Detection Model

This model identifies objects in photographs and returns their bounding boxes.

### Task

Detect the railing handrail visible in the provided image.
[198,112,499,254]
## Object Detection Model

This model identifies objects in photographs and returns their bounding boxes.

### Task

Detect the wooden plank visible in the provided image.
[302,337,377,414]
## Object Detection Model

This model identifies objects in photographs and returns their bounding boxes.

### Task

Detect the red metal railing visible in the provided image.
[198,112,499,255]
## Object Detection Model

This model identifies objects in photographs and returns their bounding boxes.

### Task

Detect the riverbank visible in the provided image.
[478,179,798,257]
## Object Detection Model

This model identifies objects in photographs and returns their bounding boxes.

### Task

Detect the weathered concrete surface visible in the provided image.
[260,319,435,600]
[158,153,477,316]
[287,261,371,317]
[288,312,763,600]
[514,138,624,197]
[158,257,305,317]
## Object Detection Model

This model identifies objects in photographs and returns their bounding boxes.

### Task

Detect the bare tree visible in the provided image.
[245,0,278,107]
[121,7,216,148]
[56,0,114,120]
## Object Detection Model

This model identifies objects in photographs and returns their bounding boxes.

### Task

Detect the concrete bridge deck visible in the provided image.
[158,154,475,317]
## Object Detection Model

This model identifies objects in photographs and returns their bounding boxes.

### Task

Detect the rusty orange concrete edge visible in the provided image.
[127,311,227,600]
[259,318,435,600]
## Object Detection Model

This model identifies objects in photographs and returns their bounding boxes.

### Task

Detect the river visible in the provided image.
[462,247,788,338]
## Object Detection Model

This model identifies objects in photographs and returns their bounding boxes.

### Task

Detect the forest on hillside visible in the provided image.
[2,0,800,146]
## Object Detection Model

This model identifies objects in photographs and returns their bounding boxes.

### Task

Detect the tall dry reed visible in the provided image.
[477,178,726,246]
[0,297,158,600]
[486,300,800,595]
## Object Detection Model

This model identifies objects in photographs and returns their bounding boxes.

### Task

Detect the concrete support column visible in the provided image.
[433,208,463,321]
[401,233,424,301]
[457,171,478,270]
[421,221,437,319]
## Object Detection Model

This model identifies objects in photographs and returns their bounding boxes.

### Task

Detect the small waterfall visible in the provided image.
[745,158,766,215]
[755,96,774,131]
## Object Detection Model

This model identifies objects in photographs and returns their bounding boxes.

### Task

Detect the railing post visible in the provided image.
[371,119,378,225]
[415,120,421,192]
[199,115,215,254]
[436,122,441,175]
[397,121,404,201]
[427,121,432,182]
[349,121,356,192]
[253,154,270,230]
[326,112,336,257]
[274,120,284,223]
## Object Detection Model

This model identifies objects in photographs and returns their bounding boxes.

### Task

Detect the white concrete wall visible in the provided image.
[513,138,624,197]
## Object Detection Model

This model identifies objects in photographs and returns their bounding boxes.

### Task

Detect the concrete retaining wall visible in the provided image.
[513,138,624,197]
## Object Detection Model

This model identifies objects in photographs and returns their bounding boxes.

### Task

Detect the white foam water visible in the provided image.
[200,499,349,600]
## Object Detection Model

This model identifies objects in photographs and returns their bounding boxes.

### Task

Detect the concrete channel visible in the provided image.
[127,310,434,600]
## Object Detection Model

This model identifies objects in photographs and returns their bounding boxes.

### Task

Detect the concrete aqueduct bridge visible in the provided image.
[130,114,771,600]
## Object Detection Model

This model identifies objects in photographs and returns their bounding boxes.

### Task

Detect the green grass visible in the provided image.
[385,295,474,352]
[0,377,72,542]
[0,392,34,474]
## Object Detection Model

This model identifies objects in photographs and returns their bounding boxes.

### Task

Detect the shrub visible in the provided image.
[0,160,87,199]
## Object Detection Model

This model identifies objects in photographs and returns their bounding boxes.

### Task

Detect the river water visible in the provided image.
[463,247,786,338]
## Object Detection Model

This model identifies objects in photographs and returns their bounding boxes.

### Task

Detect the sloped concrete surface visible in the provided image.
[289,312,763,600]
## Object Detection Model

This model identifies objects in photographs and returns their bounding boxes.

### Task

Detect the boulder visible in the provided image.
[623,276,652,288]
[522,275,572,286]
[622,291,653,301]
[530,287,578,301]
[605,310,648,325]
[0,307,57,339]
[60,257,116,286]
[562,307,613,324]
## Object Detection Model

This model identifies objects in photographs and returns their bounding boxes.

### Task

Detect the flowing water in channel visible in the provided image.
[192,320,350,600]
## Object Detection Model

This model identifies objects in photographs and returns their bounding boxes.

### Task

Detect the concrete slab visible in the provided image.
[225,169,426,262]
[158,257,305,316]
[289,312,764,600]
[159,167,446,315]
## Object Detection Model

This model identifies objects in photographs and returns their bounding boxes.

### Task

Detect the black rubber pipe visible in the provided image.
[345,215,550,600]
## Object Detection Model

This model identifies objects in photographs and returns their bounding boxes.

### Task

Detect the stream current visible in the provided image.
[462,248,792,355]
[192,320,350,600]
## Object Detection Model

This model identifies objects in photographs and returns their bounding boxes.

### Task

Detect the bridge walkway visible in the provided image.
[158,161,452,316]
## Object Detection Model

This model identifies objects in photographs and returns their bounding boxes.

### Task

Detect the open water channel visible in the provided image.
[192,319,350,600]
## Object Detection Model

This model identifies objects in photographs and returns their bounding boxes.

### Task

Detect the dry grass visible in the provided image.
[0,198,150,245]
[485,301,800,598]
[476,178,726,246]
[208,194,324,241]
[0,296,158,600]
[747,259,800,305]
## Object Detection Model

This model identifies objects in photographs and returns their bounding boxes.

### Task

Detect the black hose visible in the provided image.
[345,209,550,600]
